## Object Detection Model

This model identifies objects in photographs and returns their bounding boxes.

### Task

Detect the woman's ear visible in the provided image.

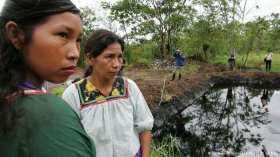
[5,21,25,50]
[86,53,94,65]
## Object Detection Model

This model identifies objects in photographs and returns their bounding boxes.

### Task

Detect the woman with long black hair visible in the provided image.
[0,0,96,156]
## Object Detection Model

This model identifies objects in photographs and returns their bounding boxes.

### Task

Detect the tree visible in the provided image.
[104,0,194,59]
[78,7,97,68]
[268,13,280,51]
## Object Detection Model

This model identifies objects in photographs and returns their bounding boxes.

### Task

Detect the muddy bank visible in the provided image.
[151,72,280,130]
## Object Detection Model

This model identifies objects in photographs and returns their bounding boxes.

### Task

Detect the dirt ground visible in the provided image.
[62,62,280,110]
[136,65,280,108]
[125,62,226,108]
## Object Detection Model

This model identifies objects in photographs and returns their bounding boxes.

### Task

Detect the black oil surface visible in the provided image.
[155,86,280,156]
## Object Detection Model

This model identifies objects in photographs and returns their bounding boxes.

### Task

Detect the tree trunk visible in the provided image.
[160,31,167,59]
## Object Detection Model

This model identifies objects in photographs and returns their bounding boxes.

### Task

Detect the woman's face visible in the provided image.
[22,12,82,85]
[89,42,123,80]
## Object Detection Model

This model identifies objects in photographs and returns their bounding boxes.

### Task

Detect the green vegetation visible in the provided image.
[183,61,200,74]
[272,52,280,72]
[77,7,96,68]
[78,1,280,71]
[151,134,183,157]
[54,4,280,155]
[50,84,65,97]
[99,1,280,71]
[210,51,280,72]
[125,42,160,65]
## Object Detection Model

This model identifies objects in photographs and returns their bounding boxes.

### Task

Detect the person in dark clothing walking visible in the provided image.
[228,54,235,70]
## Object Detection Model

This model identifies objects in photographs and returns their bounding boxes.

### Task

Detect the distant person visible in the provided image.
[264,50,273,72]
[0,0,96,156]
[171,48,186,81]
[117,58,127,76]
[228,54,236,70]
[261,89,269,108]
[62,29,154,157]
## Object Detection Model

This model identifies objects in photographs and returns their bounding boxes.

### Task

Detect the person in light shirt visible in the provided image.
[265,50,273,72]
[63,29,154,157]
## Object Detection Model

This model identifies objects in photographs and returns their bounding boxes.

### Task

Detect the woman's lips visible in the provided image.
[63,66,76,74]
[109,71,118,75]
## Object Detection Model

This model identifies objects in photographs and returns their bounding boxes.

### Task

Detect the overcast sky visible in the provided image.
[243,0,280,21]
[0,0,280,22]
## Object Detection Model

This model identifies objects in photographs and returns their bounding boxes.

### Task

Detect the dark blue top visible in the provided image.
[173,50,186,66]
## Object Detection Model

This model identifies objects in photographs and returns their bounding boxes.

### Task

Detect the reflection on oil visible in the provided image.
[154,86,280,156]
[261,89,269,108]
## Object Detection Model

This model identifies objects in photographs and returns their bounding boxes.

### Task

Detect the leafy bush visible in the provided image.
[126,41,160,64]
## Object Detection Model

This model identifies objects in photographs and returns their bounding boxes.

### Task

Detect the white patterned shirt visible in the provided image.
[62,77,153,157]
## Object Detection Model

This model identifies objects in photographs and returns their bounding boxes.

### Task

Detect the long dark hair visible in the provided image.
[0,0,80,149]
[84,29,125,77]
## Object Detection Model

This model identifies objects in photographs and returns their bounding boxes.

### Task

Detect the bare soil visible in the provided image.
[51,62,280,110]
[125,62,280,108]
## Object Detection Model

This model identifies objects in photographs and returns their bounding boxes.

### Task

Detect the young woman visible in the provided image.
[0,0,96,156]
[63,29,154,157]
[265,51,273,72]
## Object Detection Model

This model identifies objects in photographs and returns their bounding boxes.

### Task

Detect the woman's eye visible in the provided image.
[76,38,82,43]
[58,32,68,39]
[106,55,114,58]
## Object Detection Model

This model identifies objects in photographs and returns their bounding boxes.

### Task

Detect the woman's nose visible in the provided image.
[112,58,122,68]
[67,43,80,61]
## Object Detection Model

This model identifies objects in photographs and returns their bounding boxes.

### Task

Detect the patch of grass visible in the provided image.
[127,41,160,64]
[136,58,151,67]
[162,90,172,101]
[210,51,280,72]
[237,51,264,69]
[210,55,228,65]
[151,134,183,157]
[272,57,280,72]
[124,64,133,71]
[50,84,66,97]
[183,62,200,74]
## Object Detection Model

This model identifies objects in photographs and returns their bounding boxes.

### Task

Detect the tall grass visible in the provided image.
[125,41,161,64]
[183,61,201,74]
[151,134,183,157]
[210,51,280,72]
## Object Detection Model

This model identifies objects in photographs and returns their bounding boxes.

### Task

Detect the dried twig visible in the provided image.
[158,75,166,106]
